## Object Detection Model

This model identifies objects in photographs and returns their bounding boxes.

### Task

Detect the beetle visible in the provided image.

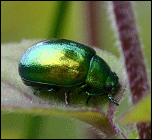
[19,39,120,105]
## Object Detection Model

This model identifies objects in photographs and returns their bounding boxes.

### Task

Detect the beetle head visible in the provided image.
[105,72,119,93]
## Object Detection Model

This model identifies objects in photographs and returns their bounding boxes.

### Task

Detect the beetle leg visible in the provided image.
[85,91,119,105]
[65,91,70,105]
[86,96,92,105]
[34,86,60,95]
[47,86,60,93]
[33,87,43,95]
[47,88,54,93]
[85,91,96,105]
[65,84,88,105]
[71,84,88,93]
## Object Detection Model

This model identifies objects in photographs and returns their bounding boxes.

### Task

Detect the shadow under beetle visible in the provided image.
[19,39,120,106]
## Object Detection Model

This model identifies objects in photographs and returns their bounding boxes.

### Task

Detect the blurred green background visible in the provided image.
[1,1,151,139]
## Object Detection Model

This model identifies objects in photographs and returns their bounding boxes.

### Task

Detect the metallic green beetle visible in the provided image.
[19,39,120,105]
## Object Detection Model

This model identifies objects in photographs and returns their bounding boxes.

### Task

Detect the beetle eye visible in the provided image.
[106,83,112,91]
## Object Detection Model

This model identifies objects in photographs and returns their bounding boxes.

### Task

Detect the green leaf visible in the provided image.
[2,39,127,138]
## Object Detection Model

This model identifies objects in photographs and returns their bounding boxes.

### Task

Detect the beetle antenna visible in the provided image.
[106,93,119,106]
